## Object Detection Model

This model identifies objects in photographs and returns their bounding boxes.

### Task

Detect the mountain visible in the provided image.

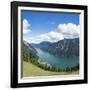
[32,38,79,57]
[31,41,52,51]
[46,38,79,57]
[23,40,38,62]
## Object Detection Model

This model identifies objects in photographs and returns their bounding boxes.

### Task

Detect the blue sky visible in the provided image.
[21,11,80,44]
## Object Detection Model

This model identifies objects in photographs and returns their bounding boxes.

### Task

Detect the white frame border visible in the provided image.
[18,6,84,83]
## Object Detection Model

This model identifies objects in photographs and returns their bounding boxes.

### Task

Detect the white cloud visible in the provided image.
[23,19,31,34]
[58,23,80,39]
[24,22,80,44]
[25,31,64,44]
[47,31,64,41]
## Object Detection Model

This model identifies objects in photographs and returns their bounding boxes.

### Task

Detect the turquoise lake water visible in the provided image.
[36,48,79,69]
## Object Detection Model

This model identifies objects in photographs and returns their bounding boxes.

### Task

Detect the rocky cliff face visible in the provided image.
[46,38,79,57]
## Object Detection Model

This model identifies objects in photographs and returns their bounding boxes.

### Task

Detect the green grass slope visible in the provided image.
[23,61,79,77]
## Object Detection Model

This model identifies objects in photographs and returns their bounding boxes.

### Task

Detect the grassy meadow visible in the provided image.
[23,61,79,77]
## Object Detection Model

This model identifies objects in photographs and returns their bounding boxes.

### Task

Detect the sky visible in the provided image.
[21,10,80,44]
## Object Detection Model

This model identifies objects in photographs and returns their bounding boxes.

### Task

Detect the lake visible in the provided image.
[36,48,79,69]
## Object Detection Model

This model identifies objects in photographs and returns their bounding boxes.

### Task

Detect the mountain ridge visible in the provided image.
[31,38,79,57]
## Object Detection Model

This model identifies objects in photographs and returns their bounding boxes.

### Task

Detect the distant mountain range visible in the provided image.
[31,41,52,50]
[31,38,79,57]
